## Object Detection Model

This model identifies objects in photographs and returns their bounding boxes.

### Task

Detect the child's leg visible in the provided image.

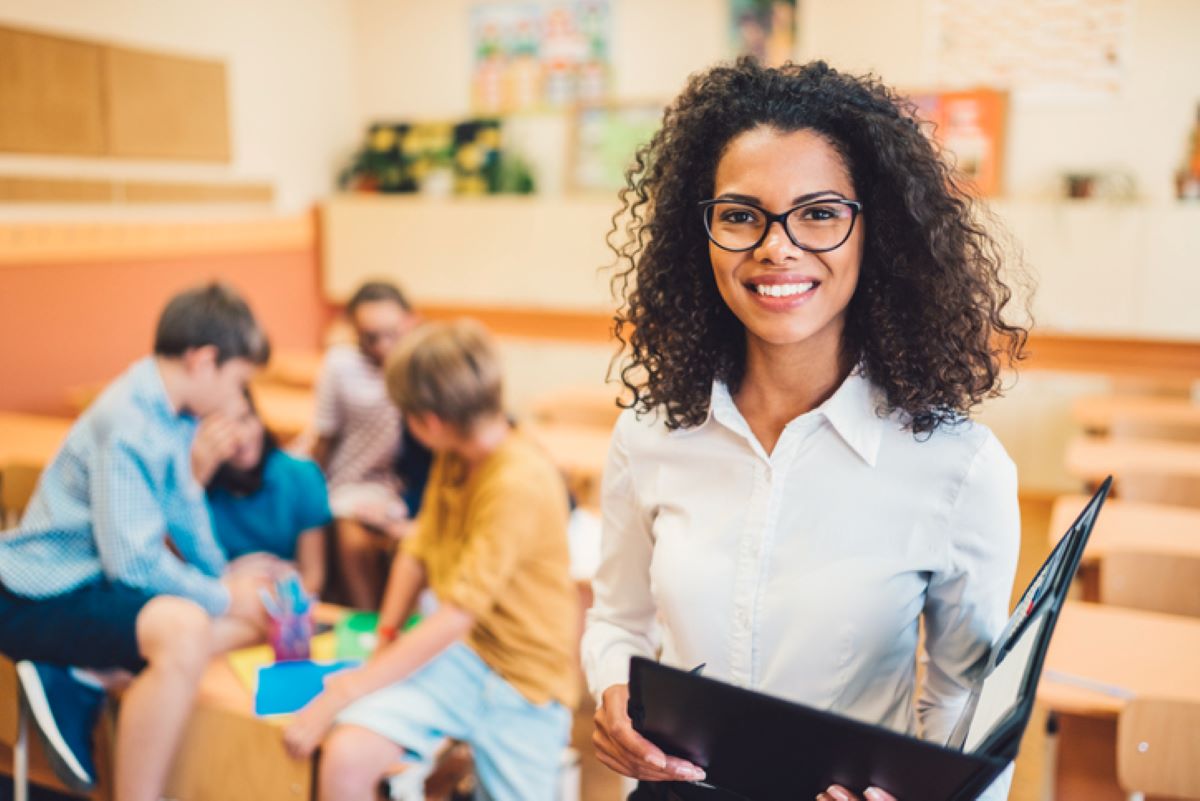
[115,595,213,801]
[318,724,405,801]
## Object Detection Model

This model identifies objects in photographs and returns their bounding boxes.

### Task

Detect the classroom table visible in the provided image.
[1049,494,1200,600]
[251,384,315,444]
[259,349,324,390]
[0,413,73,468]
[1037,601,1200,801]
[523,420,612,509]
[163,604,347,801]
[1065,434,1200,484]
[1073,394,1200,436]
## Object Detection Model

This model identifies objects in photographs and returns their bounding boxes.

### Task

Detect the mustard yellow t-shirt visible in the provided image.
[402,428,579,707]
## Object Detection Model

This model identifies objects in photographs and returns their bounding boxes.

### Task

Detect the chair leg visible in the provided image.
[15,696,29,801]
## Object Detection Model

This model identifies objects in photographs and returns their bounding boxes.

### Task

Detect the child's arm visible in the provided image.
[376,551,426,644]
[295,528,326,596]
[283,602,472,759]
[93,437,231,615]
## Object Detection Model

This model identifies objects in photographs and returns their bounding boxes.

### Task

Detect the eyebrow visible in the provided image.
[716,190,848,205]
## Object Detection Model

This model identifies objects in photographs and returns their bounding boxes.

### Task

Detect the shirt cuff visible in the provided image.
[590,648,639,707]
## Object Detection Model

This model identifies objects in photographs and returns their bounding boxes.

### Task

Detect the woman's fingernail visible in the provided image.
[680,766,706,781]
[827,787,852,801]
[646,753,666,769]
[864,789,884,801]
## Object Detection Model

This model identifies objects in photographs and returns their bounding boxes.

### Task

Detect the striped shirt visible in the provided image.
[0,358,230,615]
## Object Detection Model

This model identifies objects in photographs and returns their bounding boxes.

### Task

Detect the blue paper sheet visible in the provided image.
[254,659,359,716]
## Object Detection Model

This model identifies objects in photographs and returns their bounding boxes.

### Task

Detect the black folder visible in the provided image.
[628,478,1112,801]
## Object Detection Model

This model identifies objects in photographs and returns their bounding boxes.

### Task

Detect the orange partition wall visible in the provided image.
[0,215,330,414]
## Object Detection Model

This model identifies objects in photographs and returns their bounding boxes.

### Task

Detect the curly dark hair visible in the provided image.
[608,58,1029,434]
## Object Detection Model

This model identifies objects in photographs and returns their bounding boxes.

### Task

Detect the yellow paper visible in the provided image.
[227,632,339,692]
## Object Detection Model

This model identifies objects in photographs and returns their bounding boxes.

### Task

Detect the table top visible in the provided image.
[524,420,612,480]
[1065,434,1200,482]
[1049,494,1200,563]
[1073,394,1200,434]
[1039,600,1200,717]
[0,412,74,467]
[260,349,324,390]
[251,384,315,442]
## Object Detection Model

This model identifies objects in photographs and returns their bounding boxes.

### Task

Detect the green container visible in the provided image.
[334,611,379,660]
[333,610,423,660]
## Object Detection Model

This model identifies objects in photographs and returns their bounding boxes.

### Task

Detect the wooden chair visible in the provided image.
[1117,697,1200,801]
[1100,550,1200,618]
[1118,472,1200,509]
[0,463,41,528]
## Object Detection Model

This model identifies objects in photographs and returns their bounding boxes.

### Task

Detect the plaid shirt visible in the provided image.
[0,358,230,615]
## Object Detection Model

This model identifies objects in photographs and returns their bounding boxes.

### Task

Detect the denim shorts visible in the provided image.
[336,642,570,801]
[0,579,152,672]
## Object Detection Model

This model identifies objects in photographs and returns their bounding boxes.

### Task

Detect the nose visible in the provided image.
[753,218,802,263]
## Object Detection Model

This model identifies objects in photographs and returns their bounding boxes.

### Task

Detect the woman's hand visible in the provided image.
[593,684,706,783]
[817,785,897,801]
[282,672,359,759]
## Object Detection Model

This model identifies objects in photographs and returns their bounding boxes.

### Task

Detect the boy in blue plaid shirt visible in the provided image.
[0,283,276,801]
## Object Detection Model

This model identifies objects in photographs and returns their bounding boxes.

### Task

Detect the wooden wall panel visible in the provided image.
[0,26,106,155]
[103,45,230,161]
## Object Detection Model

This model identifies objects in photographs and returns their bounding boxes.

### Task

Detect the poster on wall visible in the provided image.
[568,102,663,193]
[927,0,1132,101]
[471,0,611,114]
[728,0,797,67]
[909,89,1008,197]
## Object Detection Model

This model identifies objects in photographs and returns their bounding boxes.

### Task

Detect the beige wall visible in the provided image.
[0,0,360,216]
[351,0,1200,203]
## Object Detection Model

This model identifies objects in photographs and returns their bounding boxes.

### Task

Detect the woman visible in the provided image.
[205,388,331,595]
[582,59,1028,801]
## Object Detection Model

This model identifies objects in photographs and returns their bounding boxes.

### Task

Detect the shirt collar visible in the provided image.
[687,367,886,467]
[131,356,189,425]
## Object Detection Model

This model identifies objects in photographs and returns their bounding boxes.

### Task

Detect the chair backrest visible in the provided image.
[1117,697,1200,799]
[1100,550,1200,618]
[0,655,18,748]
[1118,472,1200,509]
[1111,416,1200,444]
[0,462,41,528]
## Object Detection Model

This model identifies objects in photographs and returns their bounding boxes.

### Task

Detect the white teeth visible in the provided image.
[755,282,814,298]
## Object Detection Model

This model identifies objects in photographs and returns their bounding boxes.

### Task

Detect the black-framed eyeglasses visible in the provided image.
[699,197,864,253]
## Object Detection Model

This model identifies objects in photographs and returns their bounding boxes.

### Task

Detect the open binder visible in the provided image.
[628,478,1112,801]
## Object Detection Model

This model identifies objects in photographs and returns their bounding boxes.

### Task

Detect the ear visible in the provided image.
[181,344,219,375]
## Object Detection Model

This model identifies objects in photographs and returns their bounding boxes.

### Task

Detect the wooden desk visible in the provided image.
[524,421,611,508]
[163,605,347,801]
[260,349,324,390]
[1065,435,1200,484]
[1038,601,1200,801]
[0,413,73,468]
[1050,495,1200,564]
[251,385,315,444]
[1073,395,1200,437]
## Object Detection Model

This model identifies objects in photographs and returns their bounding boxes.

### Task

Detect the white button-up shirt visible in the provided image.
[582,370,1019,797]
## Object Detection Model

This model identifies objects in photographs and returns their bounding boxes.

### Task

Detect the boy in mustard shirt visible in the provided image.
[285,320,578,801]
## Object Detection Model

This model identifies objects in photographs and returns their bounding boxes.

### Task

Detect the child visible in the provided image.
[0,283,275,801]
[284,320,579,801]
[205,388,332,596]
[312,280,417,607]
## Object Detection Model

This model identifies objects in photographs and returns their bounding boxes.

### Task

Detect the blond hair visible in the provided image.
[385,319,503,432]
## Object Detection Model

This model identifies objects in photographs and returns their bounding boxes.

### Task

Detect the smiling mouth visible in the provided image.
[748,281,819,298]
